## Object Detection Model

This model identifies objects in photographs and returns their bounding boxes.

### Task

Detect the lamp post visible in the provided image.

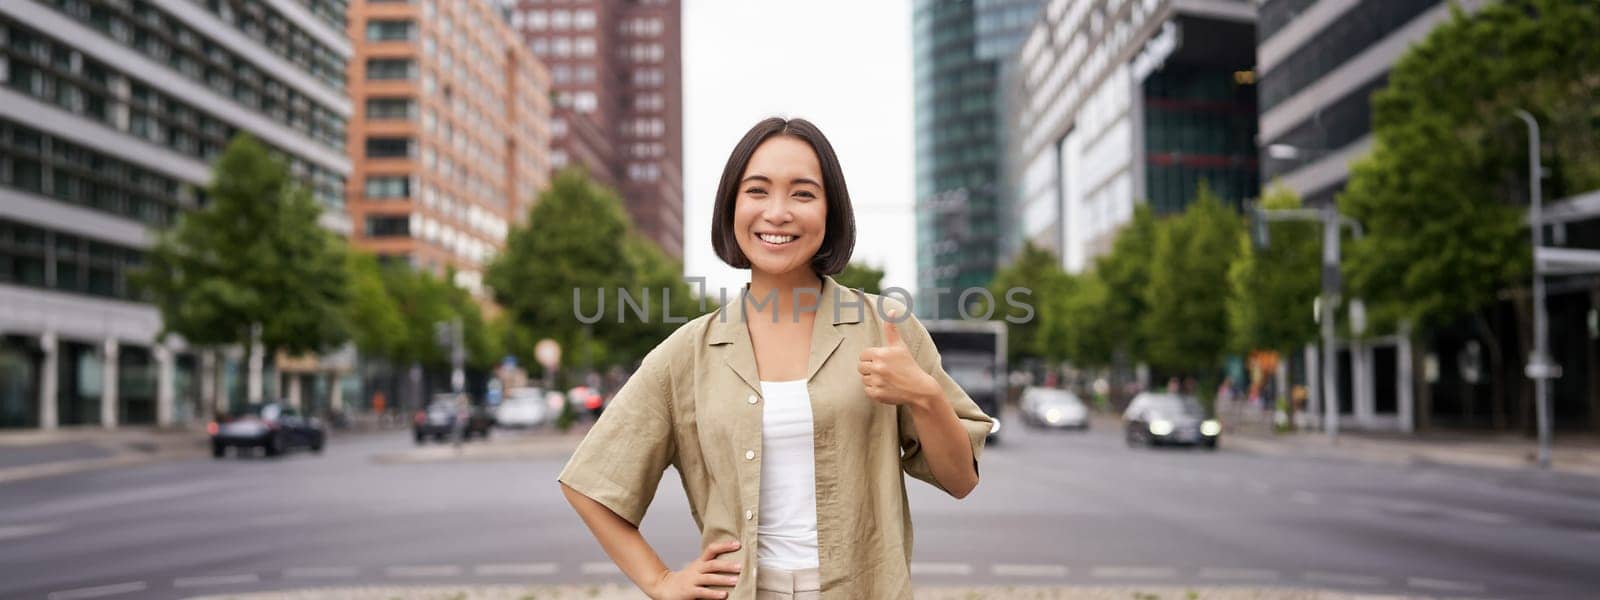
[1514,109,1554,470]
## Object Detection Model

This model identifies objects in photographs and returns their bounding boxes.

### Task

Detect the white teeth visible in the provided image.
[758,234,795,245]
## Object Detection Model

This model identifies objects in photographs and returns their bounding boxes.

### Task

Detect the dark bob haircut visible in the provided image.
[711,117,856,275]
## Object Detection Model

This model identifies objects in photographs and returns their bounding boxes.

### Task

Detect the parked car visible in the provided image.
[209,402,324,458]
[567,385,604,418]
[1122,392,1220,449]
[495,387,549,428]
[413,393,494,444]
[1020,387,1090,430]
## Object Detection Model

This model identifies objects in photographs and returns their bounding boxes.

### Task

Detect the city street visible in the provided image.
[3,420,1599,600]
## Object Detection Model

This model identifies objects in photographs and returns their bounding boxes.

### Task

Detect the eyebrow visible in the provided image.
[740,174,823,188]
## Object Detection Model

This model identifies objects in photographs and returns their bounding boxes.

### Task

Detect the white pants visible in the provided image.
[755,566,821,600]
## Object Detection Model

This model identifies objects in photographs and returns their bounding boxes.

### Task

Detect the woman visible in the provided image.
[558,117,993,600]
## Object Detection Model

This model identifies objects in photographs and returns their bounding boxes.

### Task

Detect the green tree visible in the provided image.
[1053,272,1116,368]
[1340,0,1600,428]
[834,262,885,295]
[1227,184,1320,355]
[486,168,685,374]
[989,242,1072,364]
[343,252,407,360]
[134,134,348,403]
[1092,204,1159,364]
[1141,185,1243,377]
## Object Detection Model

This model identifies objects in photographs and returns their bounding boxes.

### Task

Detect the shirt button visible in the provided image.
[745,509,754,520]
[747,394,758,405]
[744,449,755,460]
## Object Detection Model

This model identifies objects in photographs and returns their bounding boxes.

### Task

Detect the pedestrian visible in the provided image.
[558,117,993,600]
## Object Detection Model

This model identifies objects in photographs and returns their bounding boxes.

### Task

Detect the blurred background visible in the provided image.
[1,0,1599,598]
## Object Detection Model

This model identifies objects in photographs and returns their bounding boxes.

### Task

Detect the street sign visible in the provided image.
[535,338,561,369]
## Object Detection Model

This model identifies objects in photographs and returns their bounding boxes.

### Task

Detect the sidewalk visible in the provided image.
[189,584,1419,600]
[1220,416,1600,478]
[370,421,594,465]
[0,425,211,484]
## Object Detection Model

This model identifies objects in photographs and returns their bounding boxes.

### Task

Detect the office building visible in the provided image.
[503,0,683,260]
[0,0,352,429]
[1004,0,1257,273]
[346,0,553,295]
[913,0,1044,318]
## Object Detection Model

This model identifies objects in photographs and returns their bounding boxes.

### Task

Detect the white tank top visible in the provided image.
[756,379,820,570]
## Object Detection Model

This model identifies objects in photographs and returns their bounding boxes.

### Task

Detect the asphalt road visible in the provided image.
[3,419,1599,599]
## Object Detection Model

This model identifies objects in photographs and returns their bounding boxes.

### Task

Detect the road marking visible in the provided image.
[284,566,359,578]
[1408,577,1487,593]
[6,481,232,520]
[1304,571,1385,586]
[910,562,973,576]
[1091,566,1177,579]
[991,564,1067,577]
[245,513,310,527]
[173,573,259,588]
[386,565,463,577]
[475,563,559,576]
[46,581,147,600]
[1291,491,1321,505]
[1199,567,1279,581]
[0,523,64,541]
[581,562,621,575]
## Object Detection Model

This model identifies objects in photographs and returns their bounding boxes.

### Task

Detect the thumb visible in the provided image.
[881,307,905,347]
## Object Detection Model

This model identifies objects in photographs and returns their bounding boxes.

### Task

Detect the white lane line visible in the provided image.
[1408,577,1487,593]
[475,563,559,576]
[1091,566,1177,579]
[991,564,1067,577]
[46,581,147,600]
[283,566,360,578]
[1304,571,1385,586]
[1198,567,1279,581]
[386,565,463,577]
[245,513,311,527]
[910,562,974,576]
[580,562,621,575]
[1291,491,1321,505]
[0,523,64,541]
[173,573,260,588]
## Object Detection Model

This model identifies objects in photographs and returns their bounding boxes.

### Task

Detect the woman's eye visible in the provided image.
[794,190,817,199]
[744,187,766,195]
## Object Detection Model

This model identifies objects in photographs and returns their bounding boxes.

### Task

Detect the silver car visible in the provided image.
[1020,387,1090,430]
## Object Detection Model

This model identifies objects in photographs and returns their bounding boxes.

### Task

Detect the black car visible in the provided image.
[1122,392,1221,449]
[209,402,325,458]
[413,394,494,444]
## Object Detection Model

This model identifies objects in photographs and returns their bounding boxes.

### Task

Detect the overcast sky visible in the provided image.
[681,0,916,296]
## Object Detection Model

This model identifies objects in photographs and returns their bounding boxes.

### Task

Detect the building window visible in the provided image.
[366,137,413,158]
[365,215,411,237]
[551,10,571,29]
[572,91,597,113]
[575,37,596,57]
[365,20,415,41]
[366,97,415,120]
[364,176,411,198]
[574,9,596,29]
[365,58,416,80]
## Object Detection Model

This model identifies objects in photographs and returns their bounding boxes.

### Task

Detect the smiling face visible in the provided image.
[732,136,829,278]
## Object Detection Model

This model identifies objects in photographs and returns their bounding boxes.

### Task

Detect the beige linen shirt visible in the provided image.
[557,275,993,599]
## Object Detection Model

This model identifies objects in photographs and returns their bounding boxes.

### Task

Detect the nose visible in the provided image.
[760,195,793,224]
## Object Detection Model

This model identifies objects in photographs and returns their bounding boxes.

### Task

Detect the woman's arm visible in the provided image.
[562,483,741,600]
[903,390,980,498]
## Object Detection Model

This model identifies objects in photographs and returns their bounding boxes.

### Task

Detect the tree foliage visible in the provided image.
[1228,184,1320,354]
[834,262,886,295]
[989,242,1072,364]
[135,134,348,356]
[486,169,695,372]
[1093,204,1159,361]
[1140,186,1242,374]
[1341,0,1600,330]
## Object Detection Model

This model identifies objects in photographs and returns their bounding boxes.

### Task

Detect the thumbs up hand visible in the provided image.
[858,307,941,408]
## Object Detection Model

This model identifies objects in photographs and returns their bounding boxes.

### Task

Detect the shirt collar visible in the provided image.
[707,274,862,390]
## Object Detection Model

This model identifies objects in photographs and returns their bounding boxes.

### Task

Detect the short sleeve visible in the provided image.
[557,347,677,527]
[884,301,994,496]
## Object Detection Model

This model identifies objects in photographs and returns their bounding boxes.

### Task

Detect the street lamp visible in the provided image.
[1514,109,1555,469]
